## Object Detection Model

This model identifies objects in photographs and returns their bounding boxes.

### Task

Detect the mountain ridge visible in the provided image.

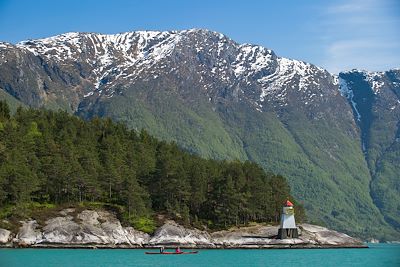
[0,29,399,240]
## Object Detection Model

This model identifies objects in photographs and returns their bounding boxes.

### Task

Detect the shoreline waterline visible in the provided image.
[0,244,398,267]
[0,244,369,249]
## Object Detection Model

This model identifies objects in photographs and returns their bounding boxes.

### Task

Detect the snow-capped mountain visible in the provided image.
[4,29,341,114]
[0,29,399,240]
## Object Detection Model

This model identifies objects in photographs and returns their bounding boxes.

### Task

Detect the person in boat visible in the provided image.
[175,247,181,253]
[159,246,164,253]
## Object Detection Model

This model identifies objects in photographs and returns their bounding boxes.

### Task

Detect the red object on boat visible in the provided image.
[145,251,198,255]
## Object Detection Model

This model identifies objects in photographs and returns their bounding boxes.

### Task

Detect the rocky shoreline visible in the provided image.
[0,209,367,249]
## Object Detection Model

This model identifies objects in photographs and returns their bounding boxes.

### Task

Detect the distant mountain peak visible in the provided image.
[12,29,335,110]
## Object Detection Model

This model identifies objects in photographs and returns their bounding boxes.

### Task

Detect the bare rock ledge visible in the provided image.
[0,209,367,249]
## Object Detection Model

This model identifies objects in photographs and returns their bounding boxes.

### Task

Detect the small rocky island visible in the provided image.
[0,209,366,249]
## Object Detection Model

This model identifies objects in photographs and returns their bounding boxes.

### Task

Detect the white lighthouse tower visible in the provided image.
[277,199,299,239]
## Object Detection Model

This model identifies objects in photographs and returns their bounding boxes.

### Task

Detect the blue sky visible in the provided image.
[0,0,399,73]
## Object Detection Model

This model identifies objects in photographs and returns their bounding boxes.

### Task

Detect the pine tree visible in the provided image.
[0,101,10,121]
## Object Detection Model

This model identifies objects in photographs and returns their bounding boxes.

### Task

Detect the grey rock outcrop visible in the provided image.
[11,209,149,247]
[211,225,283,247]
[145,221,365,248]
[298,224,362,246]
[14,220,42,245]
[148,220,214,248]
[41,209,149,246]
[0,228,11,244]
[209,224,364,248]
[2,209,366,248]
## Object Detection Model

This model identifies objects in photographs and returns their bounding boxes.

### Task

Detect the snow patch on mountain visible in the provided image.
[233,44,274,77]
[364,72,385,93]
[0,42,15,50]
[17,32,82,59]
[389,100,400,111]
[258,57,326,106]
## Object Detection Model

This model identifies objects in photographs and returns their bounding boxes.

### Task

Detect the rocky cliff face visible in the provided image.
[11,209,149,247]
[0,209,365,248]
[0,30,399,239]
[0,229,11,244]
[148,220,214,247]
[339,69,400,234]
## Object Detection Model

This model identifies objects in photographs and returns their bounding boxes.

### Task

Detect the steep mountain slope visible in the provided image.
[0,88,26,113]
[0,29,398,239]
[339,70,400,239]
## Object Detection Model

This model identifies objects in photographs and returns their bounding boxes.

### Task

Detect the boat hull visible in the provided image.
[145,251,198,255]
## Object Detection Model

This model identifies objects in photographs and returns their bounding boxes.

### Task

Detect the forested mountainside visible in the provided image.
[0,29,398,240]
[0,102,303,232]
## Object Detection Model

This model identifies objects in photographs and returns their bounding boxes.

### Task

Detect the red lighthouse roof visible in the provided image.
[284,200,294,207]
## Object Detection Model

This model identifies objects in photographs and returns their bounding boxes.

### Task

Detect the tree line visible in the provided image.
[0,101,305,229]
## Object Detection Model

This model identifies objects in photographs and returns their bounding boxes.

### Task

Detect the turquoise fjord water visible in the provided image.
[0,244,399,267]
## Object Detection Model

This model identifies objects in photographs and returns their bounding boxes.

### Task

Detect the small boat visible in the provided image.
[145,251,198,255]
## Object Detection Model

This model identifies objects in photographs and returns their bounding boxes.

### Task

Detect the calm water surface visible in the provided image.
[0,244,399,267]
